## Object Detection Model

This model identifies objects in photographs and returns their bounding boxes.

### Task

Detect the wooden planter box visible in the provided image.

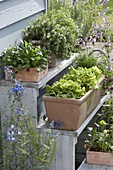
[5,65,48,82]
[86,149,113,166]
[43,76,105,131]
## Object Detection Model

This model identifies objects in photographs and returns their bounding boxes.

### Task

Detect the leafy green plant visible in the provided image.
[85,98,113,154]
[101,25,113,42]
[75,53,98,68]
[46,66,102,98]
[86,123,113,154]
[71,0,102,38]
[0,40,48,71]
[48,0,72,11]
[23,9,77,59]
[49,0,102,38]
[1,81,56,170]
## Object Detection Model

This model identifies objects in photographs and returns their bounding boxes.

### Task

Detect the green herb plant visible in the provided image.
[49,0,102,38]
[0,40,48,71]
[75,53,98,69]
[23,9,77,60]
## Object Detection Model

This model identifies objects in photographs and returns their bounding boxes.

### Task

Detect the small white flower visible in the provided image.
[11,125,14,129]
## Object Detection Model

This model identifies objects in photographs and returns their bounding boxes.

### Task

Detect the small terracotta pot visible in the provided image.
[5,64,48,82]
[87,149,113,166]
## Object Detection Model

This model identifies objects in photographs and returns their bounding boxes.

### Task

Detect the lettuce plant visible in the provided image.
[46,66,102,99]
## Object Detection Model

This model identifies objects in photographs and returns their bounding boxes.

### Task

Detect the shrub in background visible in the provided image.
[23,9,78,60]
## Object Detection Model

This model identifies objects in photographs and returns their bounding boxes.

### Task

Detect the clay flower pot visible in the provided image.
[43,76,105,131]
[86,149,113,166]
[5,64,48,82]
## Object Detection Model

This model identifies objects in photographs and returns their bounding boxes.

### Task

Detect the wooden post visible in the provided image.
[49,135,77,170]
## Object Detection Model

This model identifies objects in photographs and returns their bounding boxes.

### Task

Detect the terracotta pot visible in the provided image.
[5,64,48,82]
[43,76,105,131]
[86,149,113,166]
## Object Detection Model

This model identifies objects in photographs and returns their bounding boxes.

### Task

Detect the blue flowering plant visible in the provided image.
[1,79,56,170]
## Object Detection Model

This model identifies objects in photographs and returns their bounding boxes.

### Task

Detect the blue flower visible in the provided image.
[11,84,24,95]
[12,84,24,93]
[72,0,76,6]
[7,136,11,141]
[7,125,15,141]
[101,0,109,6]
[105,36,111,47]
[49,121,54,129]
[16,108,24,115]
[101,7,109,15]
[55,121,63,128]
[37,162,44,170]
[103,15,111,26]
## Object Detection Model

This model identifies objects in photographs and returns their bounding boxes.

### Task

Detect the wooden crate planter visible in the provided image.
[86,149,113,166]
[43,76,105,131]
[5,65,48,82]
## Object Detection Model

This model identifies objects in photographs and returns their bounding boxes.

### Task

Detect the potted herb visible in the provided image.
[43,66,104,131]
[85,98,113,166]
[0,40,49,82]
[23,9,77,67]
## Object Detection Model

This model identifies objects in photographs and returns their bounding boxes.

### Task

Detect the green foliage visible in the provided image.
[49,0,102,38]
[85,98,113,154]
[75,50,111,76]
[102,0,113,15]
[48,0,72,11]
[71,0,102,37]
[23,9,77,59]
[0,41,48,71]
[101,26,113,42]
[86,125,113,153]
[46,66,102,99]
[75,54,98,68]
[46,79,86,99]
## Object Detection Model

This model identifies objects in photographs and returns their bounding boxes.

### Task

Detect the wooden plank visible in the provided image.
[49,135,76,170]
[78,159,113,170]
[0,0,45,29]
[0,13,40,53]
